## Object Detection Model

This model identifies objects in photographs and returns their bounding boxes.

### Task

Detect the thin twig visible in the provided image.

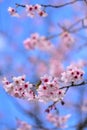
[59,81,87,89]
[15,0,84,9]
[15,3,26,8]
[41,0,83,8]
[46,16,87,40]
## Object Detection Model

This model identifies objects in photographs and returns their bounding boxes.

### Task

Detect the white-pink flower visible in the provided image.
[25,4,47,18]
[37,36,53,51]
[2,75,35,101]
[47,113,71,128]
[23,33,54,51]
[34,4,41,12]
[8,7,19,17]
[61,64,84,84]
[31,33,39,40]
[61,31,74,44]
[40,74,52,84]
[38,10,48,17]
[23,33,39,50]
[23,38,36,50]
[26,4,35,18]
[37,74,65,102]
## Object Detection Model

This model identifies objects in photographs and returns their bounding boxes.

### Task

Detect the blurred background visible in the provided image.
[0,0,87,129]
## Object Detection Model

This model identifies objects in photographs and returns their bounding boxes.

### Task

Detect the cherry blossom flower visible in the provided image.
[37,74,65,102]
[61,31,74,44]
[8,7,19,17]
[25,4,47,18]
[31,33,39,40]
[2,75,35,101]
[40,74,52,84]
[38,10,48,17]
[23,33,54,51]
[26,4,35,18]
[61,64,84,84]
[47,113,71,129]
[17,120,32,130]
[23,33,39,50]
[23,38,36,50]
[2,77,13,93]
[34,4,41,12]
[37,36,53,51]
[2,74,65,102]
[59,32,75,54]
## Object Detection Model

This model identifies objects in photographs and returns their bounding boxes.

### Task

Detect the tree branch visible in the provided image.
[15,3,25,8]
[41,0,84,8]
[15,0,84,9]
[46,16,87,40]
[59,80,87,89]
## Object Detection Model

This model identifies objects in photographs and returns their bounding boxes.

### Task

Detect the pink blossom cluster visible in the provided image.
[8,4,47,18]
[24,33,53,51]
[37,74,65,102]
[47,113,71,128]
[2,64,85,102]
[2,75,35,101]
[26,4,47,18]
[61,64,84,84]
[2,74,65,102]
[17,120,32,130]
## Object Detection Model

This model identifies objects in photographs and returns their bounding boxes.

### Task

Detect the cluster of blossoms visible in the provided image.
[47,113,71,129]
[3,64,84,102]
[61,64,84,84]
[8,4,47,18]
[2,75,35,101]
[2,74,65,102]
[2,64,85,102]
[17,120,32,130]
[26,4,47,18]
[24,33,54,51]
[37,75,65,102]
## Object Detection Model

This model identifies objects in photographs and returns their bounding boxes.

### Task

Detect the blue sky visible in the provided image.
[0,0,87,129]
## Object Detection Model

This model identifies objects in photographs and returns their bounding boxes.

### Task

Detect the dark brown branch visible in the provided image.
[41,0,83,8]
[46,16,87,40]
[16,0,84,9]
[15,3,26,8]
[84,0,87,4]
[46,80,87,112]
[77,118,87,130]
[59,81,87,89]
